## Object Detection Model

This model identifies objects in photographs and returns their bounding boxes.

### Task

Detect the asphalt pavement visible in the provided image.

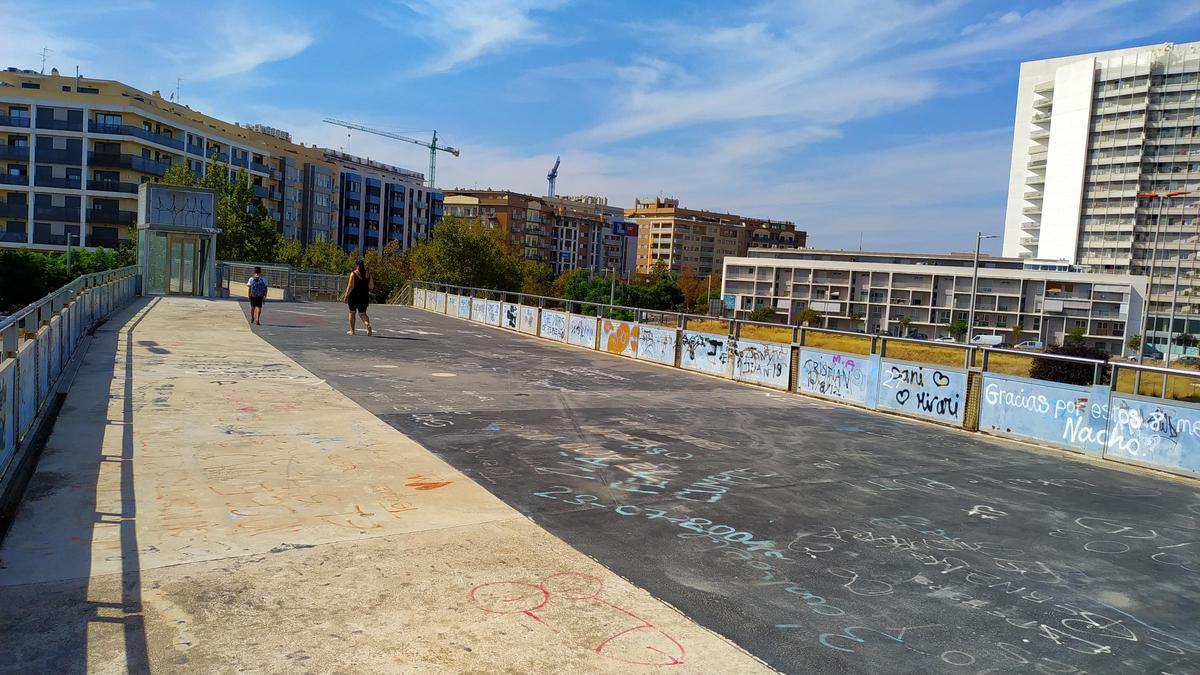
[255,301,1200,674]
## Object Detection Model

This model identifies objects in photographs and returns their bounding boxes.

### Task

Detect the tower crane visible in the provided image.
[547,156,560,197]
[322,118,460,188]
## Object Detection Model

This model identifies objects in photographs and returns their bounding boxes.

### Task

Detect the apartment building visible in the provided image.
[0,67,347,250]
[724,249,1147,355]
[1002,41,1200,349]
[330,149,443,255]
[625,197,805,277]
[444,190,555,262]
[546,195,638,278]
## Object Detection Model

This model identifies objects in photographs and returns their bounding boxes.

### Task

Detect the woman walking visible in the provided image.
[344,259,374,336]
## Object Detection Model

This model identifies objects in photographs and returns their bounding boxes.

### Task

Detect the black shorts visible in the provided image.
[249,296,265,308]
[348,300,369,313]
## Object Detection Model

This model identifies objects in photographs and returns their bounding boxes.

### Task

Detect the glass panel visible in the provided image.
[180,240,195,295]
[147,232,167,294]
[169,240,182,294]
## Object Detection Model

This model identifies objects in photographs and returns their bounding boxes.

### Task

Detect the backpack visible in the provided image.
[249,276,268,298]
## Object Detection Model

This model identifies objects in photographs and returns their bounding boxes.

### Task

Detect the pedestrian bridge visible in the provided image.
[0,286,1198,673]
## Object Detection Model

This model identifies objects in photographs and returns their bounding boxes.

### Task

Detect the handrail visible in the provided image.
[1,266,137,335]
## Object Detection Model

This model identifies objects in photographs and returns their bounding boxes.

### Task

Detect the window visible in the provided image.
[77,87,99,94]
[20,82,39,89]
[8,107,29,120]
[95,113,121,127]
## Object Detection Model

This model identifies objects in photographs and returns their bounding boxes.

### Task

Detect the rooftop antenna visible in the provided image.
[172,77,182,102]
[39,46,53,74]
[859,232,863,251]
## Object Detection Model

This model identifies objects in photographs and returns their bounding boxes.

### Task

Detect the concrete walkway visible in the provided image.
[0,297,767,674]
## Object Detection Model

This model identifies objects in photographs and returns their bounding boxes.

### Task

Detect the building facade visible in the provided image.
[329,149,441,255]
[625,197,805,277]
[724,249,1147,355]
[0,67,347,251]
[1002,41,1200,349]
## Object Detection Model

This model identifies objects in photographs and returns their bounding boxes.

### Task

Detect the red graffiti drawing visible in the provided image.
[468,572,685,666]
[406,474,452,490]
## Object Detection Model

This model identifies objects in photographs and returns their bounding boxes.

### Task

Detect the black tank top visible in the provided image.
[348,271,371,302]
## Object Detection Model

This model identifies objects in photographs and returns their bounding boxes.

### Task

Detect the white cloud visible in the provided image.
[0,4,95,74]
[379,0,568,75]
[183,12,314,81]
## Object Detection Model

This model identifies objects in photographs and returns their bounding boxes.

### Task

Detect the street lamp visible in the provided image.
[65,232,80,273]
[607,267,616,307]
[967,231,999,343]
[1137,190,1190,364]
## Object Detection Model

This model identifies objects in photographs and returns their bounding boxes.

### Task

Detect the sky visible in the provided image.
[4,0,1200,254]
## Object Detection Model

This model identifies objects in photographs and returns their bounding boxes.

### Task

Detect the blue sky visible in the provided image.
[5,0,1199,254]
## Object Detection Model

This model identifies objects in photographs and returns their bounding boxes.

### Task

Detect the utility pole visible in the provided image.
[1162,191,1196,363]
[1137,191,1189,363]
[608,267,616,307]
[967,231,998,343]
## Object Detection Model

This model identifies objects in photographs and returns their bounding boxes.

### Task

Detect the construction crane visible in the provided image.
[547,156,560,197]
[322,118,460,188]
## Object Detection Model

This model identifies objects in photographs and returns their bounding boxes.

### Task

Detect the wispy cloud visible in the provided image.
[376,0,568,75]
[0,2,96,73]
[186,12,314,81]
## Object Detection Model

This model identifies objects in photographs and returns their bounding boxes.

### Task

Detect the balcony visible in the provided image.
[366,194,381,205]
[36,117,83,132]
[207,150,229,163]
[0,145,29,161]
[252,185,270,198]
[0,230,27,243]
[34,205,81,221]
[34,175,82,189]
[87,207,136,225]
[231,155,248,168]
[344,225,360,236]
[187,142,205,156]
[86,229,122,247]
[389,198,404,208]
[1032,112,1051,124]
[88,152,169,176]
[0,174,28,186]
[88,122,185,151]
[344,207,360,219]
[250,161,269,174]
[35,148,83,165]
[1023,205,1042,214]
[87,179,139,194]
[0,114,31,128]
[0,202,28,218]
[390,214,404,226]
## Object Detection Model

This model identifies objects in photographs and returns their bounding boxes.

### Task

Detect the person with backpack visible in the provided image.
[246,266,268,326]
[344,259,374,336]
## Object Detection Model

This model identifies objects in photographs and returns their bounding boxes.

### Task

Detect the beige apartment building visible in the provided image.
[625,197,804,277]
[723,248,1147,355]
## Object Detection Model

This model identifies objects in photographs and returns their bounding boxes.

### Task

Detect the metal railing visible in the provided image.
[1,266,139,477]
[214,261,347,302]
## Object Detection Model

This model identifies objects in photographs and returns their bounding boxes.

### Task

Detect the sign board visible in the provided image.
[139,184,217,231]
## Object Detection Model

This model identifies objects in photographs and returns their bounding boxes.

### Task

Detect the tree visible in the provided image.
[1126,334,1142,353]
[747,305,777,323]
[1067,325,1086,342]
[159,162,196,187]
[1030,341,1109,386]
[276,236,304,268]
[897,316,912,336]
[848,310,864,330]
[301,240,354,274]
[796,307,822,327]
[160,158,277,262]
[947,320,968,341]
[519,259,555,296]
[409,215,521,290]
[1176,332,1198,349]
[1010,323,1025,343]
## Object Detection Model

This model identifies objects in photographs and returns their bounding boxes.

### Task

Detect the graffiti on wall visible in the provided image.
[798,349,870,404]
[502,303,519,330]
[413,289,426,308]
[541,310,567,342]
[17,343,36,437]
[486,300,502,326]
[37,330,49,400]
[680,331,729,376]
[471,298,486,322]
[568,315,597,349]
[978,374,1109,456]
[448,294,459,314]
[1104,396,1200,476]
[733,338,790,389]
[600,319,638,357]
[637,326,677,365]
[0,362,13,469]
[435,292,446,313]
[520,306,539,334]
[878,359,966,424]
[458,296,471,318]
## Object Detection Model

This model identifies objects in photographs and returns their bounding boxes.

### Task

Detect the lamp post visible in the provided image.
[967,231,999,343]
[607,267,615,307]
[1162,191,1196,364]
[66,232,79,273]
[1137,190,1190,364]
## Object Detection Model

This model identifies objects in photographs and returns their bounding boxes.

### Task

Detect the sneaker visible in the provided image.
[346,330,354,335]
[367,326,373,337]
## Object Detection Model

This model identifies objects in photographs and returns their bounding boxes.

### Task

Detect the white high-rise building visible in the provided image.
[1002,41,1200,351]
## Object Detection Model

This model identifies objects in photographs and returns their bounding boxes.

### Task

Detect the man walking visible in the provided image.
[247,266,268,325]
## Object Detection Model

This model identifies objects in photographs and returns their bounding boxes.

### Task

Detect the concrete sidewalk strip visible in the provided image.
[0,297,769,673]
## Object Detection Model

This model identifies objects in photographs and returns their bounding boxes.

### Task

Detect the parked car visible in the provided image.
[904,331,929,340]
[1174,355,1200,367]
[933,336,959,343]
[1014,340,1045,351]
[1142,346,1165,360]
[970,334,1004,347]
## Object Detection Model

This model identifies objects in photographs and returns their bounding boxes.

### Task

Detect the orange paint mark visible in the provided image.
[406,474,452,491]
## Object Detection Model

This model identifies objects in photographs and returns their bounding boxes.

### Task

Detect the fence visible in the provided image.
[0,265,139,480]
[411,281,1200,480]
[216,262,349,302]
